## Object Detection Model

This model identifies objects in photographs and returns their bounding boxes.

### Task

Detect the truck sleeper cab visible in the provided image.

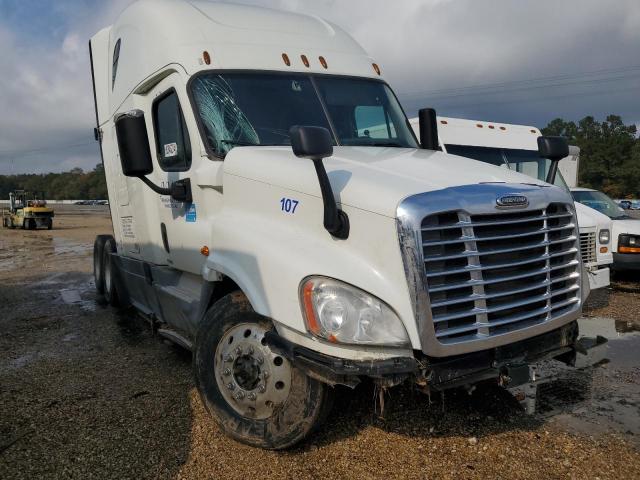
[409,116,613,293]
[90,0,584,449]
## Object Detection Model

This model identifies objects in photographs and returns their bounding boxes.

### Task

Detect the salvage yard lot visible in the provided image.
[1,206,639,479]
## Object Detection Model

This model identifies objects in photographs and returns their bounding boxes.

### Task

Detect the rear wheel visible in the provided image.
[47,218,53,230]
[194,292,333,450]
[93,235,112,294]
[102,237,120,307]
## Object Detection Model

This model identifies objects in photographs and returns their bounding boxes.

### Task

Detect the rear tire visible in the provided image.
[102,237,120,307]
[194,292,333,450]
[47,218,53,230]
[93,235,112,294]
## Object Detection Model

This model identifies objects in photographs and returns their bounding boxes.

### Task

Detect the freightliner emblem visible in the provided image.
[496,194,529,208]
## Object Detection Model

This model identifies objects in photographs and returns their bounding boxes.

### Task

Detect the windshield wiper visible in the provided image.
[220,139,260,146]
[369,141,404,147]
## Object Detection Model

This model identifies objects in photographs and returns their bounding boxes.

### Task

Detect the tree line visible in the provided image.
[0,164,108,200]
[0,114,638,200]
[542,115,639,198]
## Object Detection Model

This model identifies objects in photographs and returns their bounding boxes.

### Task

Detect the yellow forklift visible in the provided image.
[2,190,54,230]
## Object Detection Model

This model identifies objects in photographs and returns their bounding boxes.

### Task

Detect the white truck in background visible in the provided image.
[90,0,593,449]
[409,117,613,293]
[559,146,580,189]
[572,188,640,272]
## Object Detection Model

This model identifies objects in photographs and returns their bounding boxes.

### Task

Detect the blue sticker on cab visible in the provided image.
[186,203,197,222]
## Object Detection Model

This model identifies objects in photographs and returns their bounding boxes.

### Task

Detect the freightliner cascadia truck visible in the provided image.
[90,0,589,449]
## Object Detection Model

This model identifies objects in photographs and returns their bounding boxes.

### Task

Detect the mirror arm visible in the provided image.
[546,161,560,184]
[138,175,171,196]
[137,176,193,203]
[312,159,349,239]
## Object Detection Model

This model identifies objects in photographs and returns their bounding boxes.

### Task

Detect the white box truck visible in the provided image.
[90,0,591,448]
[409,117,613,292]
[559,146,580,189]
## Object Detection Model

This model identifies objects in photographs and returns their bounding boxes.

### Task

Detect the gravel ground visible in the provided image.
[1,208,639,479]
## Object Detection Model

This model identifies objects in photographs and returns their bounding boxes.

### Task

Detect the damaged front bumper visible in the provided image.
[266,321,607,394]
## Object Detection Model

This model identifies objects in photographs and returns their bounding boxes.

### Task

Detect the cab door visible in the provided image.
[146,76,206,274]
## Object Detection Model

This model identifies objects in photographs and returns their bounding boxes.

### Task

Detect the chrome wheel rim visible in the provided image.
[215,323,292,420]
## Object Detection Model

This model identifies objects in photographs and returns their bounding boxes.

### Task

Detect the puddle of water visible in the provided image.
[60,289,82,304]
[58,286,97,312]
[51,237,92,255]
[530,317,640,442]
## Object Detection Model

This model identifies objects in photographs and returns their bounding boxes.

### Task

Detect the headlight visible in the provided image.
[300,277,409,346]
[599,229,610,245]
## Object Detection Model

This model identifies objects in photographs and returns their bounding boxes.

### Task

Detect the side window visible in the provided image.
[355,105,397,139]
[112,39,121,90]
[152,89,192,171]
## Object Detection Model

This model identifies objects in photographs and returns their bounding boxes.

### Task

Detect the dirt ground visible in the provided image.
[1,207,639,479]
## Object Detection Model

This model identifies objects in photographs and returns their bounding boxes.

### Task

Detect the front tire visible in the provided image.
[194,292,332,450]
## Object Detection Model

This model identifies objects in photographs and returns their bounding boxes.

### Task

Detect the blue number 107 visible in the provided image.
[280,197,299,214]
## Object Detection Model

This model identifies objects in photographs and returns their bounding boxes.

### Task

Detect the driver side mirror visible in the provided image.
[114,109,192,203]
[115,109,153,177]
[538,136,569,184]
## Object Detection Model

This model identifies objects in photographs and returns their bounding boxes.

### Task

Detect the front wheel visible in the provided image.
[194,292,333,449]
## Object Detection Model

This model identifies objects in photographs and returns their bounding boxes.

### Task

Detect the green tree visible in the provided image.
[0,163,107,200]
[542,115,639,197]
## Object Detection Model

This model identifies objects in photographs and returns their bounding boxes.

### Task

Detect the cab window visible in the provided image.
[152,89,192,171]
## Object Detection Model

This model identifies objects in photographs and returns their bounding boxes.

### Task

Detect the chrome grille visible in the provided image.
[579,232,597,265]
[421,203,580,344]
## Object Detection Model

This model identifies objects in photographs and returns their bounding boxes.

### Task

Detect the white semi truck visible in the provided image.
[91,0,590,448]
[409,117,613,292]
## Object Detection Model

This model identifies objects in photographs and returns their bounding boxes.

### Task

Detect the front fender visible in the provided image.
[203,174,420,352]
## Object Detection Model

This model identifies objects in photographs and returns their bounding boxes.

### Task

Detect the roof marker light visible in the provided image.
[203,51,211,65]
[282,53,291,66]
[301,54,310,67]
[440,120,448,125]
[488,125,495,129]
[530,129,537,134]
[319,56,328,69]
[476,124,483,128]
[372,63,381,75]
[500,126,507,131]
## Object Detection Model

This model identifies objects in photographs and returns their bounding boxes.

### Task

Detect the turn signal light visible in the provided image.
[302,282,323,338]
[200,246,210,257]
[619,246,640,254]
[600,247,608,254]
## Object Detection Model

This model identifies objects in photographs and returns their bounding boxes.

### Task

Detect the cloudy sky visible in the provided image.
[0,0,639,174]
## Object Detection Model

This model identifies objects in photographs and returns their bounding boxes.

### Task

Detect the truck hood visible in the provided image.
[612,218,640,235]
[574,202,610,229]
[224,146,551,218]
